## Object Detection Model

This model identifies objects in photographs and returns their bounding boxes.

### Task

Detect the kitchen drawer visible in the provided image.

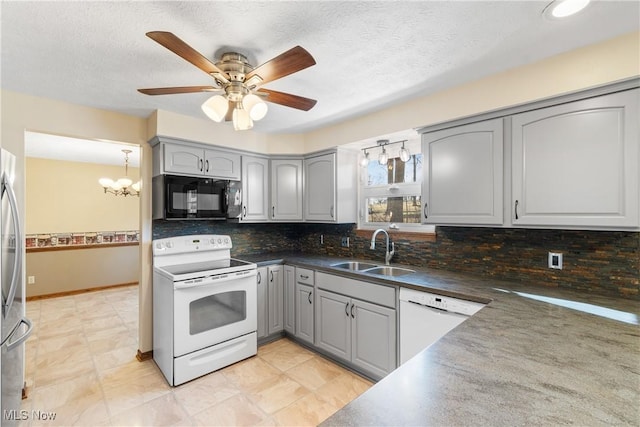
[296,267,314,285]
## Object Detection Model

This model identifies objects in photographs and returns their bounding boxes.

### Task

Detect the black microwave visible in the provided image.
[152,175,242,220]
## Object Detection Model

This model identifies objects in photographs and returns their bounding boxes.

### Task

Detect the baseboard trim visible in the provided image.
[136,349,153,361]
[26,282,138,301]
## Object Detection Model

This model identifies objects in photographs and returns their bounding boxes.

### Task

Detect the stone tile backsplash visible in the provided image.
[153,220,639,299]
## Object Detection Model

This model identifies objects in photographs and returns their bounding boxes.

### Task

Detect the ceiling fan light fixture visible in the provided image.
[242,93,268,121]
[201,95,228,122]
[233,104,253,131]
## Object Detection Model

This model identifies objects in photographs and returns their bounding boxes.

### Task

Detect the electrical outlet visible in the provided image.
[28,276,36,285]
[320,234,324,245]
[341,237,350,248]
[548,252,563,270]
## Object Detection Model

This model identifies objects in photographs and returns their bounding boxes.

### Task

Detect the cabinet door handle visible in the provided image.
[243,206,247,218]
[514,200,519,220]
[423,202,428,219]
[270,271,274,282]
[300,275,309,280]
[308,292,312,304]
[199,158,203,172]
[257,271,261,284]
[205,160,209,173]
[345,302,349,317]
[350,303,355,318]
[272,206,275,218]
[330,205,334,218]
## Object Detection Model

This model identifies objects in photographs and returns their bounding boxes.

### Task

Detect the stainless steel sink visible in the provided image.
[331,261,379,271]
[363,266,416,277]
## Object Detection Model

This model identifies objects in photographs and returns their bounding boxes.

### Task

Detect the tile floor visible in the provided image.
[20,285,373,426]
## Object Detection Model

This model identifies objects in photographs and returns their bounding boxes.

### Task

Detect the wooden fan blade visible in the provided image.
[258,89,317,111]
[146,31,228,78]
[245,46,316,86]
[138,86,220,95]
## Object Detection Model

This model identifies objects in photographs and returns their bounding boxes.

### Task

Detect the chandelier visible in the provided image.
[98,149,140,197]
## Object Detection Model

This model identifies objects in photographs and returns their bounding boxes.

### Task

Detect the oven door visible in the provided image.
[173,270,257,356]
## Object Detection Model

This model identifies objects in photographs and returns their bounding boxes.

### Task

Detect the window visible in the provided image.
[360,140,424,229]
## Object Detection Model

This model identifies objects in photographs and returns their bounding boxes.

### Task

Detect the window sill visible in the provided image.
[355,228,436,242]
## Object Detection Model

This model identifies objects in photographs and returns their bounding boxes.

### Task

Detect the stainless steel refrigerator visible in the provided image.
[1,148,33,425]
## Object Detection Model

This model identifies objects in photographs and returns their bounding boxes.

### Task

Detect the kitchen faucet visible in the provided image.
[370,228,395,265]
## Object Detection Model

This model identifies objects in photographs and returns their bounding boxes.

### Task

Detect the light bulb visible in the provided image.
[242,94,268,121]
[360,151,370,167]
[399,143,411,162]
[378,147,388,165]
[201,95,229,122]
[131,181,141,192]
[233,105,253,131]
[117,177,133,188]
[98,178,113,188]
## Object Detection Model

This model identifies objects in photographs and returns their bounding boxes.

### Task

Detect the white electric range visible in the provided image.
[152,234,257,386]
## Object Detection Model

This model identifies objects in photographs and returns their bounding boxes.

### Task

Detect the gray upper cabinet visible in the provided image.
[304,153,335,221]
[304,149,358,223]
[241,155,270,222]
[421,118,504,225]
[270,159,303,221]
[159,142,241,179]
[511,89,639,229]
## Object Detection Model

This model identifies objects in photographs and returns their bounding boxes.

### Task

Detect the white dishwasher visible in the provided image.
[400,287,485,364]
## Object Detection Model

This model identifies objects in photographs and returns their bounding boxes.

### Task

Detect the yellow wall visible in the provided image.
[26,245,139,297]
[26,157,140,233]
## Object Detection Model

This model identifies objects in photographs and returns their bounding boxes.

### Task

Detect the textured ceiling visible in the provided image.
[2,1,639,135]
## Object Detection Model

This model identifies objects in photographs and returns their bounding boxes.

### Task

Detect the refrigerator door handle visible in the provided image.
[1,317,33,351]
[1,172,23,319]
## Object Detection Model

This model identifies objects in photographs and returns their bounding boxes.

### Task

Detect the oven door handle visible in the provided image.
[174,270,256,289]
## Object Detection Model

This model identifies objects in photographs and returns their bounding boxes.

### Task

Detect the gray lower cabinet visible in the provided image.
[295,283,314,344]
[316,289,351,361]
[267,265,284,335]
[283,265,295,334]
[256,266,268,339]
[316,286,397,380]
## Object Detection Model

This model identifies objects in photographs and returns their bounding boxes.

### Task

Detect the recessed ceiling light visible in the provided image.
[543,0,591,19]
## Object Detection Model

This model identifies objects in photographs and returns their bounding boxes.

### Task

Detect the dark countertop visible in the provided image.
[240,252,640,426]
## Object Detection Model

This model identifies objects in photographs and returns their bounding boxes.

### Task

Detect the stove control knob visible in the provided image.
[155,242,163,250]
[166,242,173,248]
[210,238,215,245]
[218,238,222,244]
[224,237,230,245]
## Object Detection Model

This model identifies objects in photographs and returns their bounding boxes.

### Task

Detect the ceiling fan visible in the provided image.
[138,31,317,131]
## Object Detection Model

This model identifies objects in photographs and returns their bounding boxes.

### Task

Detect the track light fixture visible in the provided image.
[359,139,411,167]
